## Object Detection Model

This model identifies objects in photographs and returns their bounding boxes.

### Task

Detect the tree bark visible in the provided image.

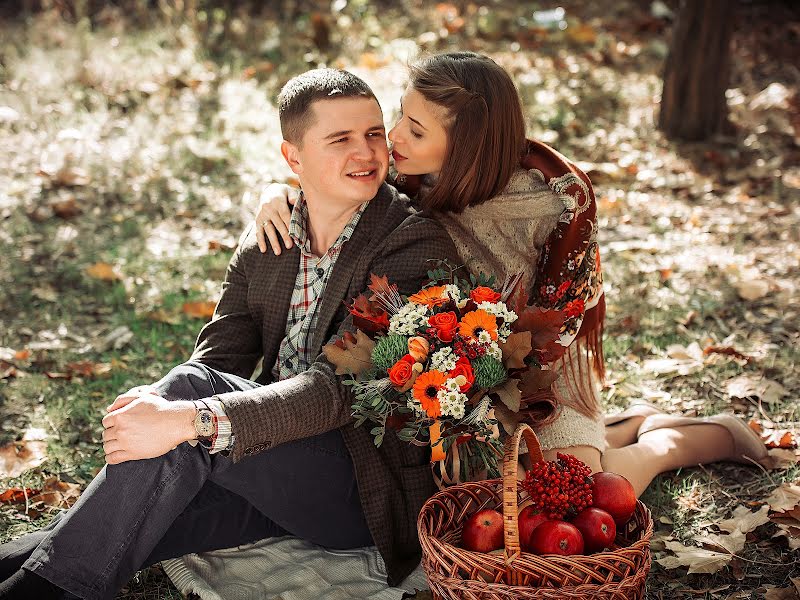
[658,0,735,141]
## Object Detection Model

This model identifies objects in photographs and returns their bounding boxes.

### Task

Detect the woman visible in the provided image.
[253,52,768,495]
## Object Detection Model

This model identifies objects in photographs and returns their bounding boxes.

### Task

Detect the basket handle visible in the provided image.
[501,423,544,560]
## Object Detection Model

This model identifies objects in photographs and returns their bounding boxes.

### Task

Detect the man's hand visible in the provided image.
[101,391,196,465]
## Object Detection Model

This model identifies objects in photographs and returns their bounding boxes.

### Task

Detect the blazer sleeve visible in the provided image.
[214,216,461,462]
[189,224,264,379]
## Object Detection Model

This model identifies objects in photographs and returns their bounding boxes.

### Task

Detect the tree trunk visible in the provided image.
[658,0,735,141]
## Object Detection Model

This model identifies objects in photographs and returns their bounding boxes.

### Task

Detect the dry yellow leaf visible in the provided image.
[0,440,47,478]
[499,331,532,369]
[322,330,376,376]
[86,262,122,281]
[182,301,217,319]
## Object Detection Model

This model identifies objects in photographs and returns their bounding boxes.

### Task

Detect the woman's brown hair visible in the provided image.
[408,52,526,213]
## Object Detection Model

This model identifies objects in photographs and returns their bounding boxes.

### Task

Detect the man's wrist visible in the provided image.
[174,400,199,442]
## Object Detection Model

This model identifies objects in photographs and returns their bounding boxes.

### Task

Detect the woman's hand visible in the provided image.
[249,184,300,254]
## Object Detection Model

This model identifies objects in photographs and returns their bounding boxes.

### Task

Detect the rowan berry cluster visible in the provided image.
[451,337,487,359]
[520,453,594,519]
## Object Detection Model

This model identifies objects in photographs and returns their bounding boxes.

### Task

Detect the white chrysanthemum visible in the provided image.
[444,284,461,302]
[437,389,467,419]
[444,378,461,393]
[486,341,503,361]
[477,301,518,325]
[498,324,513,342]
[430,347,457,372]
[477,330,493,345]
[389,303,429,335]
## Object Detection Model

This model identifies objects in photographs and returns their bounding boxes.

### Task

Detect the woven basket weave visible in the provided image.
[418,423,653,599]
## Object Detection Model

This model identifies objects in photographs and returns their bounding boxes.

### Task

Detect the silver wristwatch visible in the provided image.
[193,401,216,440]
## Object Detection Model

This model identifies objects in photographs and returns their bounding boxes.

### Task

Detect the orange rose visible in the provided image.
[449,356,475,392]
[428,311,458,343]
[470,286,501,304]
[408,336,430,362]
[388,354,416,388]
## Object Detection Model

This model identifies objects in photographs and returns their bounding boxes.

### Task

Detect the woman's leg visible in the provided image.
[601,424,735,497]
[535,423,737,498]
[605,418,647,449]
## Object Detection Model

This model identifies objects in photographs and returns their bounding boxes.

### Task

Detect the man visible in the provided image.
[0,68,460,600]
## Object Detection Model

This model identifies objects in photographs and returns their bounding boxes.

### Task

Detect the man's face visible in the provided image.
[282,97,389,211]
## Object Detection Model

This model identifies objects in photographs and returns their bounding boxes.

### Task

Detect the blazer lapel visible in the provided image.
[311,189,390,352]
[258,246,301,381]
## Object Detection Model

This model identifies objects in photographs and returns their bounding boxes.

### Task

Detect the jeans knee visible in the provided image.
[154,361,215,401]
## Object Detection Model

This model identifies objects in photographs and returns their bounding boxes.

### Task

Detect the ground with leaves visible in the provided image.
[0,1,798,599]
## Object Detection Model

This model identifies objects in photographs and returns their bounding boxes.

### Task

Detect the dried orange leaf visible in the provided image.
[50,195,81,218]
[182,301,217,319]
[367,274,395,300]
[493,401,523,436]
[762,448,800,470]
[0,487,39,503]
[491,378,521,412]
[0,440,47,478]
[322,329,376,376]
[66,361,113,379]
[13,349,30,361]
[656,540,732,574]
[767,482,800,513]
[500,331,532,369]
[27,476,81,510]
[86,262,122,281]
[0,360,17,379]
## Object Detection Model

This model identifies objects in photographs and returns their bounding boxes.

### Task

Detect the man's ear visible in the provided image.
[281,140,302,175]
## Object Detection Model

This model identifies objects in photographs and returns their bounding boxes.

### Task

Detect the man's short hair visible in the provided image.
[278,68,377,145]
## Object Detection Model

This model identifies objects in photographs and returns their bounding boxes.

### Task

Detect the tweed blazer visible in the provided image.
[190,182,460,586]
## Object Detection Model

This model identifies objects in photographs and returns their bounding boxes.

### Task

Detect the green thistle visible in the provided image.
[473,356,506,389]
[371,335,409,372]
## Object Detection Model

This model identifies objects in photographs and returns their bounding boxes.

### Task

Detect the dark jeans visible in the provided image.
[16,362,372,600]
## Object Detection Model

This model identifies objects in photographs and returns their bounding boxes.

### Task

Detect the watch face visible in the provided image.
[195,410,215,437]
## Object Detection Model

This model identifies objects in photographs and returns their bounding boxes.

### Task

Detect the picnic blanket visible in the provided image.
[161,536,429,600]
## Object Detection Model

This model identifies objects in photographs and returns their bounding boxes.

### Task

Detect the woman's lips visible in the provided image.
[392,149,407,161]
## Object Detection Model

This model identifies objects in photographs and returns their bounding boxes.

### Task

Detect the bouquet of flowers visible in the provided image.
[323,262,567,483]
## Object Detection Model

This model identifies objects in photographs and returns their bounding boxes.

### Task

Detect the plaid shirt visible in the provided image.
[204,195,367,453]
[273,195,367,380]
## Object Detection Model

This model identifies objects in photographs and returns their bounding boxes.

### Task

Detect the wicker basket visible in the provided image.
[418,423,653,599]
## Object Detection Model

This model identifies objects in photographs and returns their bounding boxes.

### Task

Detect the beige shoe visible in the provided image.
[605,401,663,427]
[638,413,769,466]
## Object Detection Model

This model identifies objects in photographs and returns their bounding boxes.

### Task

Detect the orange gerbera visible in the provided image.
[412,370,447,418]
[408,285,448,309]
[458,309,498,341]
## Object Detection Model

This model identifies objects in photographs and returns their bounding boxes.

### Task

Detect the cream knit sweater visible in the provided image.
[435,168,606,453]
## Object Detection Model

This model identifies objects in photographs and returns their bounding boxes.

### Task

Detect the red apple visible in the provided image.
[529,521,584,556]
[518,507,549,552]
[571,507,616,553]
[461,509,504,553]
[591,472,637,525]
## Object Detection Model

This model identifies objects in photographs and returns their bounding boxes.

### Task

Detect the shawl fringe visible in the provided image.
[552,296,606,420]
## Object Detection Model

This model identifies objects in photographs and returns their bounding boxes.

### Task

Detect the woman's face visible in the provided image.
[387,87,449,177]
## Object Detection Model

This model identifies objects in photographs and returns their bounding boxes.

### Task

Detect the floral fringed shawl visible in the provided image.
[397,138,605,421]
[521,139,605,419]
